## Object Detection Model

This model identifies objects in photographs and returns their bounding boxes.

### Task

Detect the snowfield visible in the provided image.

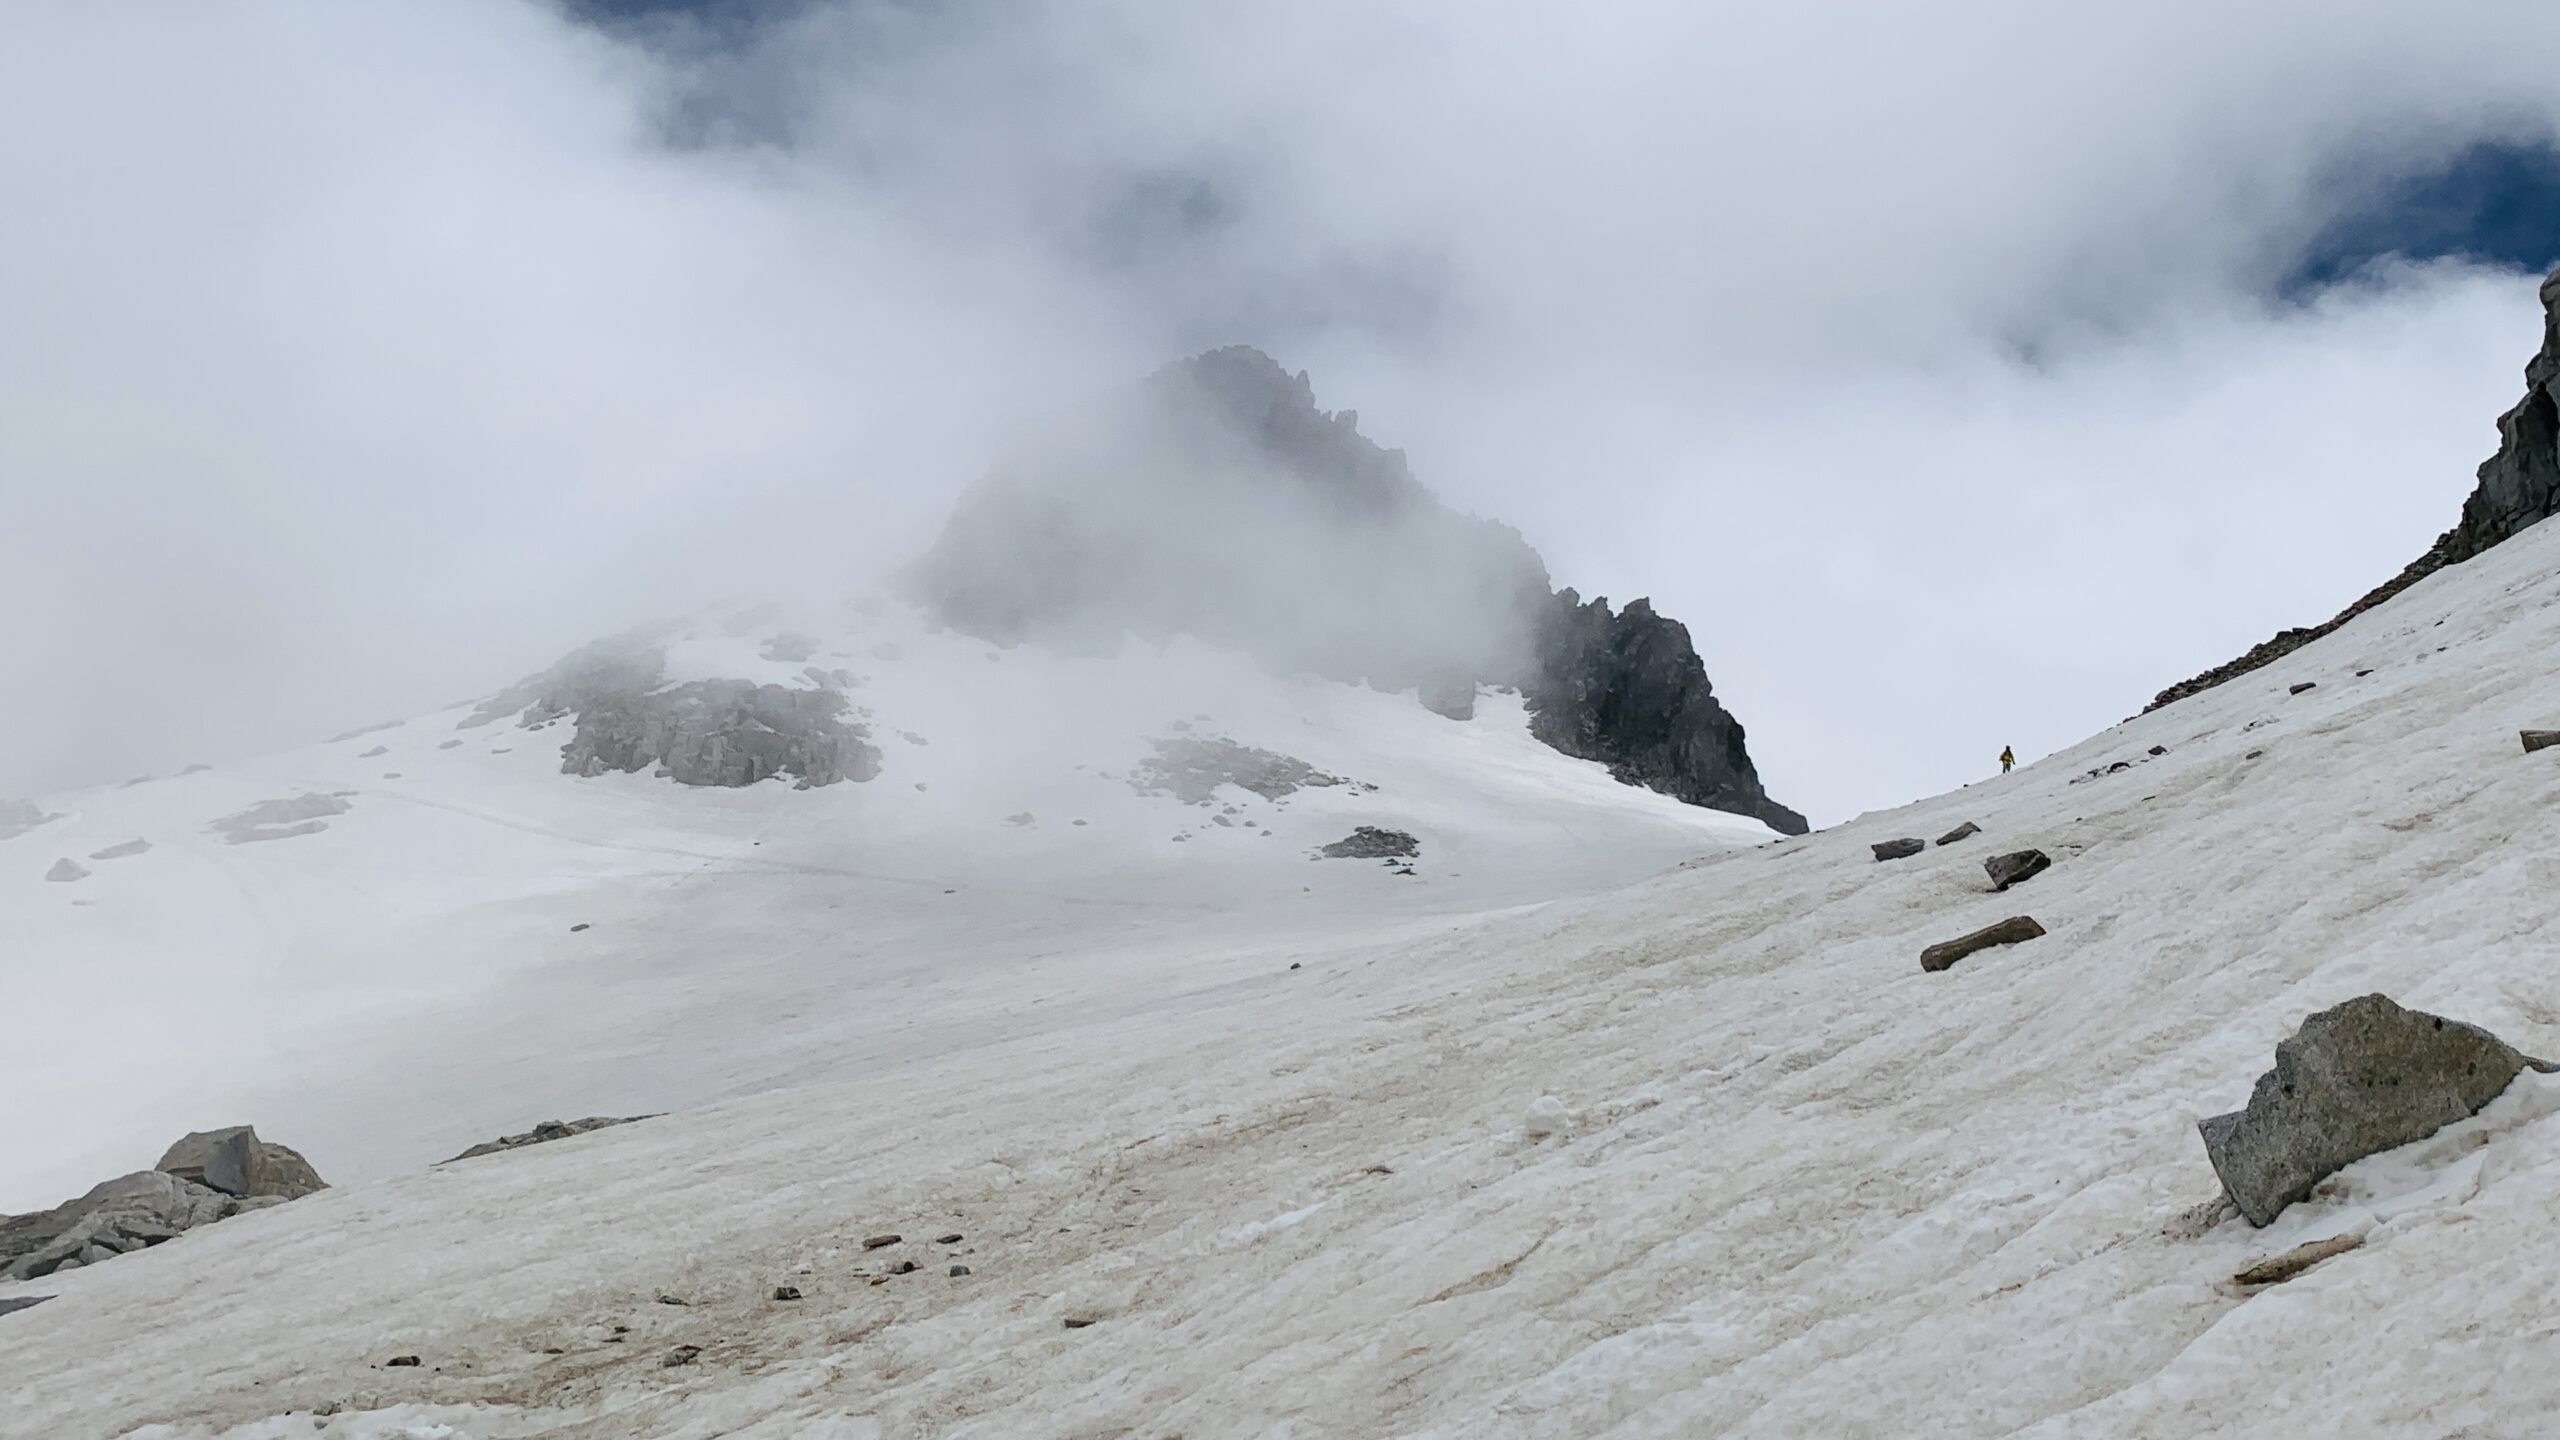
[12,515,2560,1437]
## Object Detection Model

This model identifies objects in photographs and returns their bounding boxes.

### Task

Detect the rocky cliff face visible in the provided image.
[913,346,1805,832]
[2150,267,2560,713]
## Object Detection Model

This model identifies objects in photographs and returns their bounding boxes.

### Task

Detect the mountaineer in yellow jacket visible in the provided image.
[1999,745,2016,774]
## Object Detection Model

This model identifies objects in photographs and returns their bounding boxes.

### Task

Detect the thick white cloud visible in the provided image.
[3,0,2557,820]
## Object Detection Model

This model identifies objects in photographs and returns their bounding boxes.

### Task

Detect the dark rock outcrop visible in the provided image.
[2,1129,324,1282]
[1919,915,2045,973]
[1319,827,1420,859]
[910,346,1801,832]
[1871,838,1925,862]
[2198,994,2552,1226]
[2150,268,2560,713]
[447,1115,651,1163]
[1984,849,2050,892]
[1527,593,1805,833]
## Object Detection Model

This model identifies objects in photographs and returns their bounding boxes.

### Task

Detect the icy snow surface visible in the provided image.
[13,523,2560,1436]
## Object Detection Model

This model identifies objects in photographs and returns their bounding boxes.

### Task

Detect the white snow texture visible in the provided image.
[10,514,2560,1438]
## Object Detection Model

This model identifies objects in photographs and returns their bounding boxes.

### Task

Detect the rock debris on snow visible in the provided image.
[1870,838,1924,862]
[1918,916,2046,973]
[1983,848,2050,892]
[447,1117,651,1163]
[2231,1231,2365,1287]
[2198,993,2555,1226]
[1318,827,1419,860]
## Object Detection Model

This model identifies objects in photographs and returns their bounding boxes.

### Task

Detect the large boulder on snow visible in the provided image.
[0,1171,234,1281]
[562,679,881,789]
[2199,994,2553,1226]
[155,1127,327,1201]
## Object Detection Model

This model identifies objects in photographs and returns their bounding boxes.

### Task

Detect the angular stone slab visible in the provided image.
[1920,915,2045,973]
[1871,838,1924,862]
[0,1295,52,1316]
[156,1127,327,1200]
[1934,821,1981,846]
[2199,993,2552,1227]
[1984,849,2050,892]
[2522,730,2560,754]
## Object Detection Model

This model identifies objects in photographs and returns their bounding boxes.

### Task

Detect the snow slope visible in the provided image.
[14,513,2560,1436]
[0,602,1766,1213]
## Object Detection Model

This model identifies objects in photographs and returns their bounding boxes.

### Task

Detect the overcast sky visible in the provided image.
[5,0,2559,825]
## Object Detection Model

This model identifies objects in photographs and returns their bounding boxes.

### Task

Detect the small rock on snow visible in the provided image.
[2521,730,2560,754]
[2232,1231,2365,1286]
[949,1264,971,1277]
[2289,682,2317,695]
[1919,915,2046,973]
[1934,822,1981,846]
[662,1345,702,1367]
[44,859,88,883]
[384,1355,421,1368]
[1871,838,1924,862]
[1984,849,2051,892]
[772,1286,801,1301]
[862,1234,902,1250]
[936,1233,964,1244]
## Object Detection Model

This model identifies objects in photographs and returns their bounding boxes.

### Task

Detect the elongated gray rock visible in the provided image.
[1984,849,2050,892]
[0,1295,51,1316]
[1920,915,2045,973]
[88,838,150,861]
[1871,838,1924,862]
[2199,994,2553,1226]
[2523,730,2560,754]
[1935,821,1981,846]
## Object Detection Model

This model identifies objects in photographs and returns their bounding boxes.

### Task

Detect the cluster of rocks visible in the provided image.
[446,1115,651,1163]
[1129,735,1349,805]
[2150,266,2560,713]
[905,344,1804,833]
[1318,826,1419,860]
[209,793,352,844]
[1,1126,324,1282]
[465,630,881,789]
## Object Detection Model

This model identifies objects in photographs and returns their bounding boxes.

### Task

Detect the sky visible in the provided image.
[3,1,2559,826]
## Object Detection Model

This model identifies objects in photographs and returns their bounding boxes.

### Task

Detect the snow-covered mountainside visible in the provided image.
[15,418,2560,1436]
[0,600,1768,1216]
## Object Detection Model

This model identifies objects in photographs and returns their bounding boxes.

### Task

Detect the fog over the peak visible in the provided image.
[5,1,2560,824]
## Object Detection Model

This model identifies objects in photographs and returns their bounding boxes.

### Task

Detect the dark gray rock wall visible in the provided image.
[2150,268,2560,713]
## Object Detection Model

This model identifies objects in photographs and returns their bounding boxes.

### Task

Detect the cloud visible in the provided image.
[4,0,2560,820]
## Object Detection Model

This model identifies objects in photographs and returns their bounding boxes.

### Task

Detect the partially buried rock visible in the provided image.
[2289,682,2317,696]
[1919,916,2045,973]
[1934,822,1981,847]
[385,1355,421,1368]
[43,859,88,883]
[2521,730,2560,754]
[772,1286,801,1301]
[1871,838,1924,862]
[662,1345,701,1368]
[448,1116,651,1163]
[1984,849,2050,892]
[2232,1231,2364,1286]
[1318,827,1419,860]
[2198,993,2555,1227]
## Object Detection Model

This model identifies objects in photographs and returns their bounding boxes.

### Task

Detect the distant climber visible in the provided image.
[1999,746,2015,775]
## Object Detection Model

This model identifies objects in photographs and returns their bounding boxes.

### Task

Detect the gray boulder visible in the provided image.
[1417,671,1476,721]
[1871,838,1924,862]
[2,1170,234,1282]
[1319,827,1420,860]
[155,1127,328,1200]
[0,799,59,842]
[1919,915,2045,973]
[1984,849,2051,892]
[1935,821,1981,846]
[447,1115,652,1163]
[43,858,88,883]
[2199,994,2554,1226]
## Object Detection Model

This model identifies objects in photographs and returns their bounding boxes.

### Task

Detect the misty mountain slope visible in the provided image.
[910,346,1807,833]
[16,434,2560,1437]
[0,600,1769,1214]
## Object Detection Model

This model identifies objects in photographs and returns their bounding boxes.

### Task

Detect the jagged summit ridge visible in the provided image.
[2150,266,2560,712]
[912,346,1805,833]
